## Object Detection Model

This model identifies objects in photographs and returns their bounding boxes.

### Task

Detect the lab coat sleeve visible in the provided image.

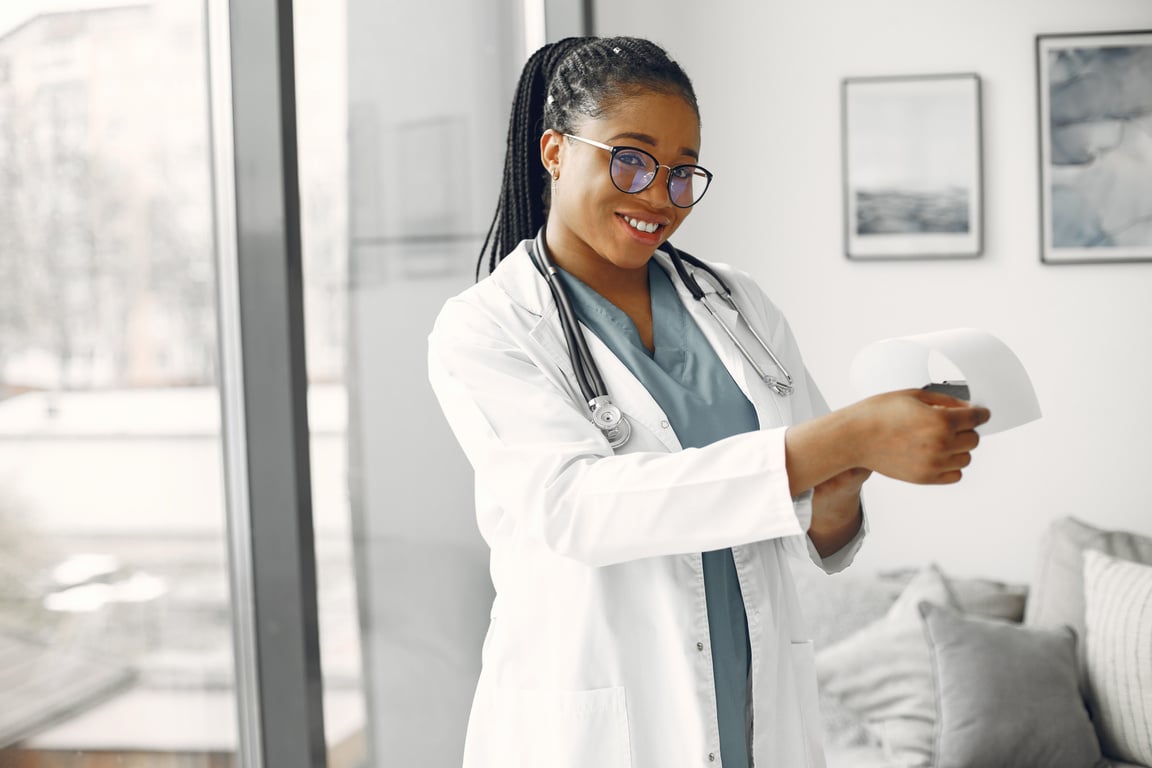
[427,296,808,568]
[804,513,867,573]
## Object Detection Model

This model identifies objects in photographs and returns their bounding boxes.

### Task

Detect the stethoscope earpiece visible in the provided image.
[527,229,793,451]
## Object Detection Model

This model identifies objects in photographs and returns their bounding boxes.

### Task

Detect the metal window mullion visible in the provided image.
[207,0,327,766]
[540,0,593,42]
[581,0,594,35]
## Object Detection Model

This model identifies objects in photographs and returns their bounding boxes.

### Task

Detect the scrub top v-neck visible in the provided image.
[556,258,760,768]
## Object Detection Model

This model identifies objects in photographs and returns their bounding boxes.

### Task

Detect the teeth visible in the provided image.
[626,217,660,234]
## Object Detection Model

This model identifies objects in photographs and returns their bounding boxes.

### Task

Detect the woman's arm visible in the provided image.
[785,387,988,558]
[429,297,813,567]
[432,272,989,568]
[785,387,988,493]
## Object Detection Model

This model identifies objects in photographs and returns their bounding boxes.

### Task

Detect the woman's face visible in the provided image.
[541,90,702,277]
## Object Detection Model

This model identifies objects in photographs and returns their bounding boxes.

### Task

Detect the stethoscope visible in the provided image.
[527,229,794,449]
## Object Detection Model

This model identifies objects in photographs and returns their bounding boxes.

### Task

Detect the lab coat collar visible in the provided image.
[489,241,740,384]
[489,240,783,442]
[489,240,727,318]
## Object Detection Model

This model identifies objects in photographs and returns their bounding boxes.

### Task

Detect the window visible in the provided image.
[0,3,235,764]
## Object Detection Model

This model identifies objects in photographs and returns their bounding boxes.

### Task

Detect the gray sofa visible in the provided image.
[792,516,1152,768]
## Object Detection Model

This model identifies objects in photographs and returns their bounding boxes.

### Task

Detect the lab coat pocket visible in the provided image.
[518,686,632,768]
[789,640,826,768]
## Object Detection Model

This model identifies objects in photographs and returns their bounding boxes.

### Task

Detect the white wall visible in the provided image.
[594,0,1152,581]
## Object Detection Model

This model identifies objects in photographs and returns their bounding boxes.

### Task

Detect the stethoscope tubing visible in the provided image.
[541,258,605,401]
[526,229,794,445]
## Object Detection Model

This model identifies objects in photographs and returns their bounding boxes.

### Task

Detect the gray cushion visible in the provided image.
[920,602,1102,768]
[948,576,1028,622]
[1025,517,1152,645]
[816,565,957,767]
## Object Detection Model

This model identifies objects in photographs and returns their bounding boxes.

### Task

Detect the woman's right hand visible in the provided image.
[848,389,991,484]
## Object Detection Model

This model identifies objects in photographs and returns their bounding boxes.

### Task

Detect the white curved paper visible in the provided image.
[849,328,1041,435]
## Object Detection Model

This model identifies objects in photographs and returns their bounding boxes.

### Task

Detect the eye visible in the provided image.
[614,150,650,168]
[670,166,695,180]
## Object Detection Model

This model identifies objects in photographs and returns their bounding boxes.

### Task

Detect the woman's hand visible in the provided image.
[785,389,991,497]
[808,467,871,557]
[848,389,989,484]
[815,466,872,502]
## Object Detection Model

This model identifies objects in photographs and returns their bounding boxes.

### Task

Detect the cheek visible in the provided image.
[666,210,691,234]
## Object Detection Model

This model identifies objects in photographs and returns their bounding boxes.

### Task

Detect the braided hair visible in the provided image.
[477,36,699,277]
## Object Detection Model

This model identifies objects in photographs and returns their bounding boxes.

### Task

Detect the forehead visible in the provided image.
[582,91,702,151]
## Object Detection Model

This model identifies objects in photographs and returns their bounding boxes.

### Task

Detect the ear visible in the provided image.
[540,129,564,178]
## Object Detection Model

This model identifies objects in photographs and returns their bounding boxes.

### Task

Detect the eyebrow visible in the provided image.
[606,131,700,160]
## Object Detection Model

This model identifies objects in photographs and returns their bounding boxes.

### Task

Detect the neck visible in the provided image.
[541,223,657,352]
[542,224,652,302]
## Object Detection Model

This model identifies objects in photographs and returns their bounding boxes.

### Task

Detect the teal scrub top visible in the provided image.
[557,259,760,768]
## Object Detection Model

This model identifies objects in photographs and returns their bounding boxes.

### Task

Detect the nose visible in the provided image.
[637,165,676,208]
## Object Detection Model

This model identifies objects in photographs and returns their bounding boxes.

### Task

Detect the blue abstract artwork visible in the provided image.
[1039,33,1152,263]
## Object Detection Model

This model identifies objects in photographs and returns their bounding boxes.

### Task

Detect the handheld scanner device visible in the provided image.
[922,380,970,401]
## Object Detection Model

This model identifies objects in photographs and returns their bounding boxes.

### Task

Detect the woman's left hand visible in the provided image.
[808,468,870,556]
[814,467,871,509]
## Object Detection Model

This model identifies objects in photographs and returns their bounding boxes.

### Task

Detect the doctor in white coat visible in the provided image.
[428,37,989,768]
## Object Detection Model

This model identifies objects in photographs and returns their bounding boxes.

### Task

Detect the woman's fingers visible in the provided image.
[947,405,991,432]
[952,428,980,453]
[916,387,992,432]
[858,390,992,484]
[916,389,970,408]
[931,469,965,485]
[928,429,981,482]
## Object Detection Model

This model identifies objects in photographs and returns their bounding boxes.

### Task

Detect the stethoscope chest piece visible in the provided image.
[589,395,631,448]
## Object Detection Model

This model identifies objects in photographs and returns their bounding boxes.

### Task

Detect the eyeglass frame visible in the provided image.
[562,133,713,208]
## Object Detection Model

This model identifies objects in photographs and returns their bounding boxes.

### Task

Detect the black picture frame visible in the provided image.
[841,73,983,260]
[1037,30,1152,264]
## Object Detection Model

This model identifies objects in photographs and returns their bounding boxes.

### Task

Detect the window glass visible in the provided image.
[0,1,236,764]
[294,0,527,763]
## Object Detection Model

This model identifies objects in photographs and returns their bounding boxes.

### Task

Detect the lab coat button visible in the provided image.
[709,753,716,762]
[660,419,669,428]
[696,642,704,651]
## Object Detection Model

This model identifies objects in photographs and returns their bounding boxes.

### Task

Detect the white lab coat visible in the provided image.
[427,241,864,768]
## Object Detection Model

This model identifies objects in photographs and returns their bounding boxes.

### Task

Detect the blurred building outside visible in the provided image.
[0,0,357,765]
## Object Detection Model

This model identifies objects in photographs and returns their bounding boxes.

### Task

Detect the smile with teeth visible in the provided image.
[624,216,662,234]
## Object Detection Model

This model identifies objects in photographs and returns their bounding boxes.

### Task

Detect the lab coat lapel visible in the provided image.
[653,252,791,430]
[492,244,587,405]
[528,309,681,453]
[497,243,681,452]
[581,331,684,451]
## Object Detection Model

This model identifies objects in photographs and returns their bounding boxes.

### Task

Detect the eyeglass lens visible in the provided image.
[609,148,710,208]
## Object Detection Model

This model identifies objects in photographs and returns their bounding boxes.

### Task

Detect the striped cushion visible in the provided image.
[1084,549,1152,766]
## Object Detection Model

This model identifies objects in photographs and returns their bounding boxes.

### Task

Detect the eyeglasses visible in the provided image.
[563,134,713,208]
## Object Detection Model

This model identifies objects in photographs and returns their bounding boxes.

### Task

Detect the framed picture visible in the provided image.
[842,74,983,260]
[1037,31,1152,264]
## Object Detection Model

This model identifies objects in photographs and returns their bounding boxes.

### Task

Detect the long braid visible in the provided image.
[477,36,698,278]
[477,40,584,278]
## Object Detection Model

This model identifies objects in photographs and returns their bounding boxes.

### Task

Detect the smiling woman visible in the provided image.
[430,35,990,768]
